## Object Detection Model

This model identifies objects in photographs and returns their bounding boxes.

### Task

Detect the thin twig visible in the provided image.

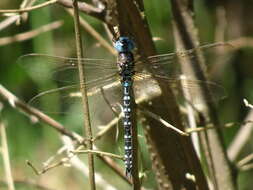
[238,163,253,171]
[230,37,253,49]
[186,121,253,134]
[237,153,253,168]
[0,0,58,14]
[61,136,123,190]
[42,145,69,168]
[26,144,83,175]
[0,0,36,30]
[26,161,40,175]
[94,112,123,141]
[27,138,120,190]
[0,84,82,142]
[228,106,253,161]
[179,75,201,157]
[0,122,15,190]
[58,0,106,22]
[0,15,20,31]
[65,8,116,55]
[0,21,63,46]
[72,0,96,189]
[26,158,70,175]
[73,149,124,160]
[26,142,124,189]
[139,106,188,136]
[244,98,253,109]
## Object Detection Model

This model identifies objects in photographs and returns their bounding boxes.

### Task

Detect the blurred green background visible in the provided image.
[1,0,253,189]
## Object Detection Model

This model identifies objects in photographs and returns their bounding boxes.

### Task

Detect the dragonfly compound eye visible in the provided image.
[114,37,135,52]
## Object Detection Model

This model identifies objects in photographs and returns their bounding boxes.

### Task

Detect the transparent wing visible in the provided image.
[17,54,122,129]
[132,74,226,106]
[26,83,123,133]
[135,42,232,79]
[17,53,119,86]
[133,42,230,102]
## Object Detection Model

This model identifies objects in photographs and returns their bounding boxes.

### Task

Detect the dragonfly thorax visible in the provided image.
[118,52,134,65]
[118,52,135,79]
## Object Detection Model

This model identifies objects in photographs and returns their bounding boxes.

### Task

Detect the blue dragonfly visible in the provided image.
[18,37,227,177]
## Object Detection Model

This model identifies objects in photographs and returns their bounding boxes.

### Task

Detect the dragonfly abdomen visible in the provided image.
[114,37,135,177]
[122,81,133,177]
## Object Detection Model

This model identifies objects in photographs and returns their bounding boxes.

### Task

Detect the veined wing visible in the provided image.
[18,53,123,121]
[133,42,230,102]
[28,72,120,104]
[133,72,226,104]
[135,42,232,79]
[25,73,122,124]
[18,53,119,86]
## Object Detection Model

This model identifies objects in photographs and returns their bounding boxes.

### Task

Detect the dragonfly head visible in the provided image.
[114,37,135,53]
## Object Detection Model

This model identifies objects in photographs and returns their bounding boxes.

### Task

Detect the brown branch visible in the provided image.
[230,37,253,49]
[0,0,58,13]
[0,0,107,23]
[72,149,124,160]
[237,153,253,169]
[228,104,253,161]
[93,113,122,141]
[0,15,20,31]
[0,0,39,30]
[65,8,116,55]
[117,1,204,189]
[26,138,125,190]
[0,20,63,46]
[27,157,71,175]
[0,122,15,190]
[139,107,188,136]
[72,0,96,189]
[61,137,134,188]
[0,84,82,142]
[58,0,106,22]
[170,0,236,189]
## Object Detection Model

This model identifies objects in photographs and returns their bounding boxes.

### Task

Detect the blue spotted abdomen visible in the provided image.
[122,81,133,177]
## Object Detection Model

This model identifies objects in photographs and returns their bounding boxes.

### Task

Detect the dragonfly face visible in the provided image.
[114,37,135,53]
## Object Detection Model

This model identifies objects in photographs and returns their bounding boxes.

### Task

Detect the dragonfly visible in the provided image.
[18,37,227,177]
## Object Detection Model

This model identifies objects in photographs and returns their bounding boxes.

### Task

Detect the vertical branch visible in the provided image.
[120,0,156,57]
[170,0,236,189]
[65,8,117,55]
[118,1,208,190]
[172,22,214,189]
[72,0,96,189]
[179,75,200,158]
[0,122,15,190]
